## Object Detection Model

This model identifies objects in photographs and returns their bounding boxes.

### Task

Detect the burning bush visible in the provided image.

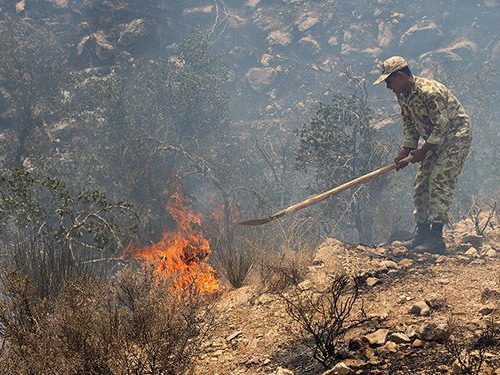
[0,266,216,374]
[127,192,219,293]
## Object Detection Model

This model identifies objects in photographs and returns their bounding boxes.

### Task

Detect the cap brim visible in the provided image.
[373,73,390,86]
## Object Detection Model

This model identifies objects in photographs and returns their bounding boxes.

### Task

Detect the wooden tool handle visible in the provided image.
[238,155,414,226]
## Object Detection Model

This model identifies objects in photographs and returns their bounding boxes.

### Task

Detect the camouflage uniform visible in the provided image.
[397,76,472,224]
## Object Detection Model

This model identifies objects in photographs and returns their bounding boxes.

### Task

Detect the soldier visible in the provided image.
[373,56,472,254]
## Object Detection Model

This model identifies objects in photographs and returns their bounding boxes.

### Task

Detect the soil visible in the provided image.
[193,220,500,375]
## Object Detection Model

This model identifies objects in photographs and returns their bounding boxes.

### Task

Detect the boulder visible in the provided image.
[410,301,431,316]
[76,31,114,65]
[298,35,321,54]
[363,329,389,347]
[295,12,320,32]
[118,19,154,53]
[400,21,445,55]
[388,332,411,344]
[322,362,352,375]
[420,321,449,342]
[267,30,292,46]
[276,368,295,375]
[245,67,278,90]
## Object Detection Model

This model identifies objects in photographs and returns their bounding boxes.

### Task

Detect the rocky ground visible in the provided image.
[193,217,499,375]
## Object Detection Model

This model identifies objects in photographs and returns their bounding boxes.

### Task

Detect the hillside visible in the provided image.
[193,219,499,374]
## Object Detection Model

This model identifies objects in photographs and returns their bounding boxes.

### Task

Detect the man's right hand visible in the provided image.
[394,147,412,170]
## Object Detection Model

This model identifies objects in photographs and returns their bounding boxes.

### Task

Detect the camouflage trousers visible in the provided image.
[413,129,471,224]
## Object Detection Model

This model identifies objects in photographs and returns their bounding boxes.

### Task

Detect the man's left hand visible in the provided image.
[410,143,432,163]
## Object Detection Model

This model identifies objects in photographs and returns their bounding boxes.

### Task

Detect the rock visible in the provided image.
[479,304,495,315]
[410,301,431,316]
[348,337,363,351]
[377,340,398,353]
[400,21,445,55]
[388,332,411,344]
[323,362,352,375]
[438,39,478,61]
[245,67,278,90]
[366,277,380,287]
[464,247,479,257]
[297,279,312,291]
[295,13,320,32]
[76,31,114,64]
[460,234,483,248]
[379,260,399,270]
[276,367,295,375]
[420,322,449,342]
[183,5,214,19]
[267,30,292,46]
[118,19,149,51]
[412,339,424,348]
[425,296,447,311]
[227,330,243,342]
[298,35,321,53]
[377,21,393,47]
[485,249,497,258]
[245,0,261,6]
[363,329,389,347]
[398,258,414,268]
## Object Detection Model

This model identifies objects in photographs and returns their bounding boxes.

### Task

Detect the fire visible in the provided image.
[129,192,219,294]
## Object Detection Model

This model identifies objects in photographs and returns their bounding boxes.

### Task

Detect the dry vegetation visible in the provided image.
[0,267,217,374]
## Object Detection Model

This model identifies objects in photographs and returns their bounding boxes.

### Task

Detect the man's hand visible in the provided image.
[410,142,433,163]
[394,147,412,170]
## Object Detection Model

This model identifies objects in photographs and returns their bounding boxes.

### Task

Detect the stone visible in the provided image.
[363,329,389,347]
[485,249,497,258]
[298,35,321,53]
[399,21,445,55]
[420,322,449,342]
[388,332,411,344]
[460,234,483,248]
[410,301,431,316]
[412,339,424,347]
[322,362,352,375]
[464,247,479,257]
[276,367,295,375]
[245,67,277,90]
[379,260,399,270]
[267,30,292,46]
[479,304,495,315]
[76,31,114,64]
[380,341,398,352]
[227,330,243,342]
[398,258,414,268]
[366,277,380,287]
[118,19,150,51]
[295,13,320,32]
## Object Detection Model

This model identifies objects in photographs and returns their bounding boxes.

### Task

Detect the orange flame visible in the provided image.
[129,192,219,294]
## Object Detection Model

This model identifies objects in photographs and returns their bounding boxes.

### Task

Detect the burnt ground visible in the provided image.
[193,220,500,375]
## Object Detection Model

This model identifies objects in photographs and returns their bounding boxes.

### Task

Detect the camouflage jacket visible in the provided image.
[397,76,471,149]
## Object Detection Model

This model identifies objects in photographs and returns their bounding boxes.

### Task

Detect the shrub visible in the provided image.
[0,267,216,374]
[276,273,368,368]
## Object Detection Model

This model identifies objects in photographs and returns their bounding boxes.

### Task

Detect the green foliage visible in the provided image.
[0,167,138,267]
[296,90,386,242]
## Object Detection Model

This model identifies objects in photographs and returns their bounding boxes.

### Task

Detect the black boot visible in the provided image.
[414,223,446,254]
[395,222,430,249]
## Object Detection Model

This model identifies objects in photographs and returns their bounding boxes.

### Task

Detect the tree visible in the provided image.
[296,80,387,243]
[0,18,70,167]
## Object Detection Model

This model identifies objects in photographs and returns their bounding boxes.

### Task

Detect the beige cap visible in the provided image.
[373,56,409,85]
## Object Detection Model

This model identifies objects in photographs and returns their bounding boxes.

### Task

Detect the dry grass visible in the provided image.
[0,266,216,374]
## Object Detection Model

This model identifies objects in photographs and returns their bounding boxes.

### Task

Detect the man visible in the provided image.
[373,56,471,254]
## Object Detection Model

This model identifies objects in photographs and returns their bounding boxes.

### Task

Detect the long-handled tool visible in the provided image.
[238,155,414,226]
